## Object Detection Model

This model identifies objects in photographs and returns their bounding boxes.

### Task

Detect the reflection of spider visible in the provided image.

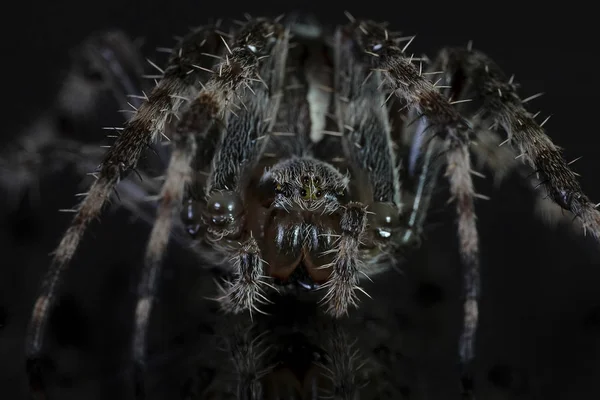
[207,311,379,399]
[11,12,600,399]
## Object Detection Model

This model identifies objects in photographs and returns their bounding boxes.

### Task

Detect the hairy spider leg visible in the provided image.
[131,20,289,399]
[24,23,221,400]
[201,20,289,317]
[322,27,405,317]
[440,47,600,237]
[344,18,482,398]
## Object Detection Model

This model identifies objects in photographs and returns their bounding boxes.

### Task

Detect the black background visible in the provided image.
[1,1,600,399]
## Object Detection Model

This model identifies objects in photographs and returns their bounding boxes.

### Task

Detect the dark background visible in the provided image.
[1,1,600,399]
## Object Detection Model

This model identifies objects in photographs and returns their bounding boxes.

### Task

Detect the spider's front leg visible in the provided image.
[200,26,289,315]
[131,19,289,399]
[344,19,485,398]
[323,26,405,317]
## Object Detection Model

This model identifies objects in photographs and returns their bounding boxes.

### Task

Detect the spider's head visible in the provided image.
[247,158,350,290]
[261,157,350,213]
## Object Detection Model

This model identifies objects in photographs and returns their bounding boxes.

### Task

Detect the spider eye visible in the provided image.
[247,44,257,53]
[301,189,308,198]
[372,43,383,51]
[207,192,242,215]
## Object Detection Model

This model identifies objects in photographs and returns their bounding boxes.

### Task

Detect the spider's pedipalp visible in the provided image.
[322,202,369,317]
[345,19,481,395]
[25,25,224,397]
[218,237,270,315]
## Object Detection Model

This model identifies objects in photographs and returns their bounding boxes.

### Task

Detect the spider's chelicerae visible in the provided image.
[12,12,600,399]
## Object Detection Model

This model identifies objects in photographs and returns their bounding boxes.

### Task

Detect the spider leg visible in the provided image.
[470,129,568,229]
[131,19,288,398]
[196,20,288,313]
[130,25,227,399]
[438,47,600,234]
[469,129,563,230]
[1,30,172,228]
[400,45,495,247]
[400,125,445,246]
[24,25,222,398]
[322,27,404,316]
[344,19,483,397]
[332,27,401,206]
[466,49,600,236]
[202,20,287,197]
[132,123,198,399]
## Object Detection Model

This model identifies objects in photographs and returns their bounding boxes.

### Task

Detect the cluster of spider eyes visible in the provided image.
[300,176,324,199]
[274,175,327,200]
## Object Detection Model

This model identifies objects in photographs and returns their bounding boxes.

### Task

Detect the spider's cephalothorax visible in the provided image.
[170,22,414,320]
[197,154,404,308]
[15,13,600,400]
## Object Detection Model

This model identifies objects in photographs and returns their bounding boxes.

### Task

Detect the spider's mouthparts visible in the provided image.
[275,262,321,291]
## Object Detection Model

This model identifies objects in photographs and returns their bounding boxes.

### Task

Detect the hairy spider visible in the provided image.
[8,12,600,400]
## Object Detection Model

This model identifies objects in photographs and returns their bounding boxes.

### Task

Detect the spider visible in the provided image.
[11,11,600,400]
